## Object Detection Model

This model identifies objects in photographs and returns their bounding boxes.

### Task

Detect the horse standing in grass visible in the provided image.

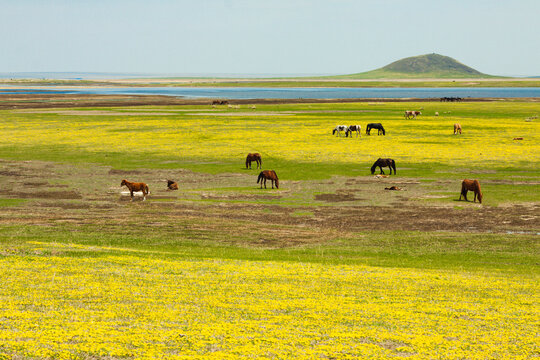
[121,179,149,201]
[366,123,385,135]
[459,179,482,203]
[333,125,349,137]
[246,153,262,169]
[404,110,421,119]
[371,158,396,175]
[345,125,361,137]
[257,170,279,189]
[454,123,462,134]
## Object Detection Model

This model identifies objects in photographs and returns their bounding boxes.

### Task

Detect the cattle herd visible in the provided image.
[121,107,481,204]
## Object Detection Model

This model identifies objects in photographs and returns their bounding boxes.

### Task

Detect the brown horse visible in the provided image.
[167,180,178,190]
[257,170,279,189]
[121,179,149,201]
[246,153,262,169]
[459,179,482,203]
[454,123,462,134]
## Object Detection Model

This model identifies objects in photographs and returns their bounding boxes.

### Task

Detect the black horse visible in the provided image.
[371,158,396,175]
[366,123,385,135]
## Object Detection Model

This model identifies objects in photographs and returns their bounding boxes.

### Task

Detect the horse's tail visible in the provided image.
[144,184,149,195]
[257,172,263,184]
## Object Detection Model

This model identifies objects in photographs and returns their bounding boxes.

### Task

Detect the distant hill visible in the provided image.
[334,53,498,79]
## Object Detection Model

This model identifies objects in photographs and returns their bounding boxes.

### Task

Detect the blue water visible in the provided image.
[1,86,539,99]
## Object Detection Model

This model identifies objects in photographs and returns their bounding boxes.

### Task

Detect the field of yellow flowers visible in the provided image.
[1,101,538,180]
[0,100,538,358]
[0,240,537,359]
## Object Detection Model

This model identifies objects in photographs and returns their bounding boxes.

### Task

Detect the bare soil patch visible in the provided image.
[0,160,538,248]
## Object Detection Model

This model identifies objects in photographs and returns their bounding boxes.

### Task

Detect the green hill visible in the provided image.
[334,53,497,79]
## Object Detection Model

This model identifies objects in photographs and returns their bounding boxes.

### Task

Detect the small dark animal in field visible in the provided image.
[459,179,483,204]
[385,186,402,191]
[211,100,229,105]
[167,180,178,190]
[404,110,421,119]
[454,123,462,134]
[257,170,279,189]
[440,97,462,102]
[371,158,396,175]
[333,125,349,137]
[366,123,385,135]
[121,179,149,201]
[245,153,262,169]
[345,125,361,137]
[513,137,523,140]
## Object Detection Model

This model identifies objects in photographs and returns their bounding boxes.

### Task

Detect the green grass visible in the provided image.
[0,224,537,274]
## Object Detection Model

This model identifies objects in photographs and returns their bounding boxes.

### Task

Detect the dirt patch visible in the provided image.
[0,190,82,200]
[315,193,359,202]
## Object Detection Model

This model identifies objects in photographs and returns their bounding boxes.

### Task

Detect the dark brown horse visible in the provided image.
[257,170,279,189]
[167,180,178,190]
[459,179,482,203]
[121,179,149,201]
[371,158,396,175]
[246,153,262,169]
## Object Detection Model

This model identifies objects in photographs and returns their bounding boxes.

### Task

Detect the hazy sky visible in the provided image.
[1,0,538,76]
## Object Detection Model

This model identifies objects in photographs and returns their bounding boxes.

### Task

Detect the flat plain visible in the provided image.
[0,96,538,359]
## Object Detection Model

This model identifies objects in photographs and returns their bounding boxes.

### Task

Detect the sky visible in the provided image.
[1,0,539,76]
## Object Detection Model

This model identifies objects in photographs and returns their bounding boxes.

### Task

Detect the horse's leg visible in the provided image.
[264,178,267,189]
[380,167,384,174]
[271,179,274,189]
[130,190,134,202]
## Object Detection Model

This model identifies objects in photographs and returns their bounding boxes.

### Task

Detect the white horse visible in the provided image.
[332,125,349,137]
[346,125,361,137]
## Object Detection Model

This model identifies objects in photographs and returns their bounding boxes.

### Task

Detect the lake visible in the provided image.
[1,86,539,99]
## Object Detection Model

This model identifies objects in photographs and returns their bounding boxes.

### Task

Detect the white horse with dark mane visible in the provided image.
[332,125,349,137]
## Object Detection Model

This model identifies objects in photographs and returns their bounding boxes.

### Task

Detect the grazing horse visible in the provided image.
[371,158,396,175]
[257,170,279,189]
[333,125,349,137]
[366,123,386,135]
[459,179,482,203]
[404,110,421,119]
[167,180,178,190]
[245,153,262,169]
[345,125,361,137]
[121,179,149,201]
[454,123,462,134]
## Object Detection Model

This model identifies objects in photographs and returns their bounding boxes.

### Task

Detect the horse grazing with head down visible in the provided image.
[371,158,396,175]
[333,125,349,137]
[121,179,149,201]
[366,123,385,135]
[257,170,279,189]
[345,125,361,137]
[454,123,462,134]
[246,153,262,169]
[459,179,482,203]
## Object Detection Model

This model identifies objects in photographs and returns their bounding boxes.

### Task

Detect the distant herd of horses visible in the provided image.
[121,107,481,204]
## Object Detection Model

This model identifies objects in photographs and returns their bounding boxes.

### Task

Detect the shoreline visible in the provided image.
[1,93,539,110]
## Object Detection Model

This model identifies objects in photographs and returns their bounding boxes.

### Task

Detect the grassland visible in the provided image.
[0,99,538,359]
